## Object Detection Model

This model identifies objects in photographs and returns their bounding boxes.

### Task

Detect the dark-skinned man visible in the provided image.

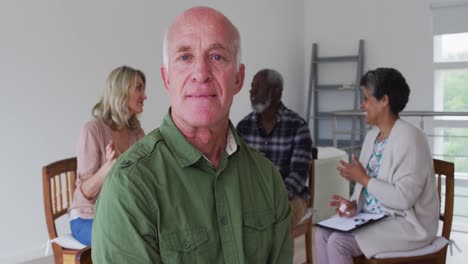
[237,68,313,225]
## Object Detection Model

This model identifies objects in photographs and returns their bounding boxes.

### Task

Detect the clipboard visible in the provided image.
[315,212,387,232]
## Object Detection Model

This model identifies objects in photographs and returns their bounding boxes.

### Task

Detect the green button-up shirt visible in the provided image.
[92,112,293,263]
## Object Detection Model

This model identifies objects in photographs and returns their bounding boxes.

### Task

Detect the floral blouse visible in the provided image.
[363,137,387,214]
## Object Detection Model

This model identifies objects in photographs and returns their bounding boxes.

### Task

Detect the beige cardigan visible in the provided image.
[351,119,439,258]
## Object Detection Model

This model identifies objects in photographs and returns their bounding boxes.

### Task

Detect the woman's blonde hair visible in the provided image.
[92,65,146,130]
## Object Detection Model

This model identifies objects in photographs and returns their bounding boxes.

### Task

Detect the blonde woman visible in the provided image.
[69,66,147,246]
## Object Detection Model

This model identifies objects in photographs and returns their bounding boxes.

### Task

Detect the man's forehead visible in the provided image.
[167,28,235,55]
[173,41,230,52]
[169,19,233,39]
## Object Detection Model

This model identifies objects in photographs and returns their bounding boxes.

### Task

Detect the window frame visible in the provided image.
[433,32,468,232]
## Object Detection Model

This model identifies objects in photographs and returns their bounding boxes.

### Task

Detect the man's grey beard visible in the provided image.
[252,98,271,113]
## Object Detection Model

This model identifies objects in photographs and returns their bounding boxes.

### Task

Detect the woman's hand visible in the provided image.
[105,140,117,165]
[80,140,118,199]
[329,195,357,218]
[101,140,118,177]
[336,154,370,187]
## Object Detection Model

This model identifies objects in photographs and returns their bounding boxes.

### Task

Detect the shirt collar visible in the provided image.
[276,102,287,121]
[225,128,238,155]
[159,109,239,168]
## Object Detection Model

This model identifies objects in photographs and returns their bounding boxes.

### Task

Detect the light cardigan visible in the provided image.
[351,119,439,258]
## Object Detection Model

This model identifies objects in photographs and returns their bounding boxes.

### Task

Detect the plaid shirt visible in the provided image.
[236,103,313,201]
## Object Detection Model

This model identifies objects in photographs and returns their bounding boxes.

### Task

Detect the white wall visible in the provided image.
[0,0,305,262]
[305,0,435,111]
[304,0,439,140]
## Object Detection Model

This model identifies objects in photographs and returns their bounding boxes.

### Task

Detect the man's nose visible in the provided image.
[191,58,212,83]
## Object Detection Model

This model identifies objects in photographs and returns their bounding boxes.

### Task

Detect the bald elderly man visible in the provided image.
[91,6,293,264]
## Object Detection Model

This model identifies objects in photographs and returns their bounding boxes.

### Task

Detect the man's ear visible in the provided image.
[160,65,170,91]
[234,64,245,94]
[273,86,282,101]
[382,94,390,106]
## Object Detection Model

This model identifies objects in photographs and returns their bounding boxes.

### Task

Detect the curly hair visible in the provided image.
[360,68,410,115]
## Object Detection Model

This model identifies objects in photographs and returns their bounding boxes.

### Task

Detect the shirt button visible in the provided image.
[120,160,133,168]
[183,240,190,249]
[221,216,228,225]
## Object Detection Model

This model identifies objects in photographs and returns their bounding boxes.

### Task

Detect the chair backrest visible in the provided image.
[433,158,455,240]
[42,157,77,240]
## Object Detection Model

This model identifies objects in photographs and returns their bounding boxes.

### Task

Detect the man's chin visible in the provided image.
[252,104,267,113]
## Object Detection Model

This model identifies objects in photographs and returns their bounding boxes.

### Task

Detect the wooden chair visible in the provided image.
[43,157,92,264]
[292,147,318,264]
[353,158,455,264]
[75,247,92,264]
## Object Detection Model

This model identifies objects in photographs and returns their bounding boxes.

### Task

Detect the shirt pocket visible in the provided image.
[243,210,275,258]
[160,227,209,264]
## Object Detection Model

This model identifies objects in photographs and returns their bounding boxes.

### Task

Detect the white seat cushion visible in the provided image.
[51,233,87,250]
[374,236,449,259]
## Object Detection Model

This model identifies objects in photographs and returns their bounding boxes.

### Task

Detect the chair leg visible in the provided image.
[54,253,62,264]
[53,246,63,264]
[305,227,313,264]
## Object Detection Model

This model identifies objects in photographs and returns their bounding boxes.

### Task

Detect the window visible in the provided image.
[433,33,468,116]
[432,1,468,232]
[433,33,468,169]
[434,32,468,63]
[434,128,468,174]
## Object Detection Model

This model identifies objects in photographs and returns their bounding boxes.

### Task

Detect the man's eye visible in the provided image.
[212,54,223,61]
[180,55,190,61]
